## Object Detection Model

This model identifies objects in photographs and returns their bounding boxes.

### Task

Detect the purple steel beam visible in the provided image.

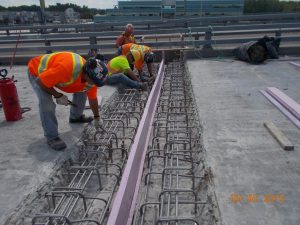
[266,87,300,121]
[107,59,165,225]
[289,61,300,68]
[260,90,300,129]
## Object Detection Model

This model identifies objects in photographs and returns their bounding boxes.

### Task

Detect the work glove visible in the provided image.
[55,94,69,106]
[93,116,104,129]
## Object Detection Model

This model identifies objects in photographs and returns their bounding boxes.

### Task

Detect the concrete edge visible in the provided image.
[1,46,300,66]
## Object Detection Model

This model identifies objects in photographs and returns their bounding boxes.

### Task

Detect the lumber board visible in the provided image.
[264,122,294,150]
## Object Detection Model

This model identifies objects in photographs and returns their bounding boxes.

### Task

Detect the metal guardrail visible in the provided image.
[0,23,299,55]
[1,22,300,41]
[1,13,300,35]
[0,21,299,65]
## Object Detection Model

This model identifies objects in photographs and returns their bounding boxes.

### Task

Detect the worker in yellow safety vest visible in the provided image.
[104,54,148,90]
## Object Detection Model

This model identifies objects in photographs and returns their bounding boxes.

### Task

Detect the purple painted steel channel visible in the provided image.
[266,87,300,121]
[107,59,165,225]
[260,90,300,129]
[289,61,300,68]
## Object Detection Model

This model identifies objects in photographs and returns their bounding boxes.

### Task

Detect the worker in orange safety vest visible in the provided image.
[28,52,107,150]
[115,23,136,48]
[117,43,155,80]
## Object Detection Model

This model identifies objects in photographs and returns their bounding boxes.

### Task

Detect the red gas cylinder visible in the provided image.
[0,69,22,121]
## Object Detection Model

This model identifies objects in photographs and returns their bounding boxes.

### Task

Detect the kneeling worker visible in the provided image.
[118,43,155,79]
[106,54,147,90]
[28,52,106,151]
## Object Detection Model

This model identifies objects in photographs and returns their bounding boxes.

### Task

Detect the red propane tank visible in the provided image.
[0,77,22,121]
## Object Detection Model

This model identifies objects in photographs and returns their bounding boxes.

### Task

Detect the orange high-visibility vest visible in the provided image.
[29,52,84,86]
[28,52,97,99]
[121,44,151,70]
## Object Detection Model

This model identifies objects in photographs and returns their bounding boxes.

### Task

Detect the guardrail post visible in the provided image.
[89,36,97,50]
[275,29,281,37]
[41,28,47,34]
[195,32,200,41]
[147,24,151,30]
[203,27,213,50]
[6,29,10,36]
[45,40,52,54]
[180,34,184,48]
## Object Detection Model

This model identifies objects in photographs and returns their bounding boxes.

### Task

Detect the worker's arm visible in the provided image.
[124,68,140,81]
[115,36,124,48]
[147,63,154,77]
[88,98,100,118]
[36,78,62,98]
[132,36,137,44]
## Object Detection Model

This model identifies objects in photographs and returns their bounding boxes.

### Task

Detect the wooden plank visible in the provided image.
[107,59,165,225]
[260,90,300,129]
[264,122,294,151]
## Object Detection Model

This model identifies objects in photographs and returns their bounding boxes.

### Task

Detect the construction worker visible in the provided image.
[105,54,147,90]
[115,23,136,48]
[28,52,106,151]
[88,48,106,62]
[117,43,155,79]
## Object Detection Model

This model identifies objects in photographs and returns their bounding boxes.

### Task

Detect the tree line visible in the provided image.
[244,0,300,13]
[0,3,105,19]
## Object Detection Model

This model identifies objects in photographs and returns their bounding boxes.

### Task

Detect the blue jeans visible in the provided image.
[106,73,141,89]
[28,73,87,141]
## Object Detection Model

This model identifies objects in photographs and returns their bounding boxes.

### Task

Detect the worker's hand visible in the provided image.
[93,116,103,128]
[55,94,69,106]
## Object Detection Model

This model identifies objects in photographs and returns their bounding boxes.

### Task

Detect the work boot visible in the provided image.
[69,115,93,123]
[140,83,148,91]
[148,75,156,84]
[47,137,67,151]
[140,74,149,82]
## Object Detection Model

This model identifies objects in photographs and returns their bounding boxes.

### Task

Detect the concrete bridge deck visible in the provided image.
[188,58,300,225]
[0,57,300,224]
